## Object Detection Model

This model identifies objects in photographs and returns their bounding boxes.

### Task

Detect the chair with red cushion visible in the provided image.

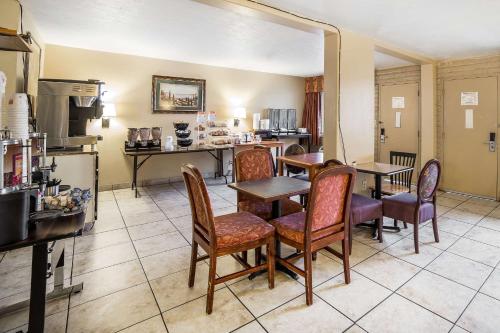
[324,159,384,252]
[182,164,275,314]
[235,148,303,263]
[382,159,441,253]
[235,148,303,220]
[270,165,356,305]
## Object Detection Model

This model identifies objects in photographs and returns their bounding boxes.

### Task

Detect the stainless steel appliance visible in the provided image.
[36,79,104,148]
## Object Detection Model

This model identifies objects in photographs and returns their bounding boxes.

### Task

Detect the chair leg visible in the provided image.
[304,249,313,306]
[206,254,217,314]
[349,221,353,255]
[376,218,383,243]
[188,241,198,288]
[403,222,408,229]
[312,251,317,261]
[255,247,262,265]
[432,215,440,243]
[342,236,351,284]
[413,223,419,254]
[267,239,275,289]
[242,251,248,264]
[393,219,398,227]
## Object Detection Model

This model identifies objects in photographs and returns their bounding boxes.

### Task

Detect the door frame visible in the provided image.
[376,82,421,178]
[440,75,500,200]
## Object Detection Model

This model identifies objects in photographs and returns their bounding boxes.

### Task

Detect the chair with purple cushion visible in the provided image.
[382,159,441,253]
[324,159,383,253]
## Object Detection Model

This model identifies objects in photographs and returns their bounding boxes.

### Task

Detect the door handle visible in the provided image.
[380,128,387,143]
[486,132,496,152]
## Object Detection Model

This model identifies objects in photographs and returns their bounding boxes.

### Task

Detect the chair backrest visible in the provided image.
[305,165,356,240]
[181,164,215,244]
[235,148,275,182]
[323,159,344,167]
[417,159,441,202]
[284,144,306,175]
[389,151,417,190]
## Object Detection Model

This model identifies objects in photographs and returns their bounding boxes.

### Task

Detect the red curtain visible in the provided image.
[302,76,323,145]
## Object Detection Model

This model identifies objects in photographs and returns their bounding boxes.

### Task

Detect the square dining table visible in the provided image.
[277,153,414,200]
[277,153,414,233]
[228,176,311,279]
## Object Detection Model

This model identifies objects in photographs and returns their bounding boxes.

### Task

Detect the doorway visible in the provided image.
[377,83,420,179]
[442,77,499,198]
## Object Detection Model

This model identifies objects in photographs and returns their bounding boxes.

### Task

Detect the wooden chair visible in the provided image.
[182,164,275,314]
[284,144,307,177]
[372,151,417,197]
[235,148,303,221]
[269,165,356,305]
[324,159,383,252]
[382,159,441,253]
[234,148,303,264]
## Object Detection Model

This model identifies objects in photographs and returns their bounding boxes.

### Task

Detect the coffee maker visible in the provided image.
[36,79,104,148]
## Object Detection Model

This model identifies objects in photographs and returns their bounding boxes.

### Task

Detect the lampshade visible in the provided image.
[103,103,117,117]
[233,107,246,119]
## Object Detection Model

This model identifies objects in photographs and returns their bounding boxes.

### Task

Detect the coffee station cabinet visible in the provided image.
[48,150,98,224]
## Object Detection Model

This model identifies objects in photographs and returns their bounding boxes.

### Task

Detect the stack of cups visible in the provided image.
[7,93,29,140]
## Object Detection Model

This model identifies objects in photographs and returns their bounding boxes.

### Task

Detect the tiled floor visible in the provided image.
[1,182,500,332]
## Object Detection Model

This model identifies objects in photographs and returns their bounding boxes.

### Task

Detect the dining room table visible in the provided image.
[277,152,323,181]
[228,176,311,279]
[277,153,415,233]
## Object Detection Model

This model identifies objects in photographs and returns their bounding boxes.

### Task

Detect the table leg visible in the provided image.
[308,135,311,153]
[278,160,284,176]
[358,174,400,236]
[133,156,138,198]
[249,200,298,280]
[374,174,382,200]
[231,148,235,183]
[28,242,48,333]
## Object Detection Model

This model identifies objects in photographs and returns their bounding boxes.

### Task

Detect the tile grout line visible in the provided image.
[350,224,466,331]
[65,230,78,333]
[450,255,499,332]
[150,182,268,332]
[114,189,170,333]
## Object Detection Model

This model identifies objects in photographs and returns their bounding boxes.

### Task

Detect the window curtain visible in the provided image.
[302,76,323,145]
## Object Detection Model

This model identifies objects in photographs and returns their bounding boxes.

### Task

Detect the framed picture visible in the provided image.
[152,75,206,113]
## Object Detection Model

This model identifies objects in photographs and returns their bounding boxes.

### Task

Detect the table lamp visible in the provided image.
[233,107,246,127]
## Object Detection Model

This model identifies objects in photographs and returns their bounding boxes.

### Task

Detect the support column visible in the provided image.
[323,32,340,160]
[420,64,436,168]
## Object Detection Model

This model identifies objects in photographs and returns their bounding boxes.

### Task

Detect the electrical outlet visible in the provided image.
[362,180,367,190]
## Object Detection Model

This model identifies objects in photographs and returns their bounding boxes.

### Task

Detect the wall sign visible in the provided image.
[392,96,405,109]
[461,92,479,106]
[395,111,402,128]
[465,109,474,129]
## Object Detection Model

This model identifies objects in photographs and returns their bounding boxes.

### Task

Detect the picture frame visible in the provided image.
[152,75,206,113]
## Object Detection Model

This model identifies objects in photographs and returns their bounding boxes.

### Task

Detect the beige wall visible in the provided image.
[0,0,44,123]
[420,64,436,168]
[43,44,305,188]
[337,30,375,165]
[338,31,375,192]
[0,0,21,105]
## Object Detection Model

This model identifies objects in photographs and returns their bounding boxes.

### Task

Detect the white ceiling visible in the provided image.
[374,52,414,70]
[261,0,500,60]
[22,0,324,77]
[22,0,500,76]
